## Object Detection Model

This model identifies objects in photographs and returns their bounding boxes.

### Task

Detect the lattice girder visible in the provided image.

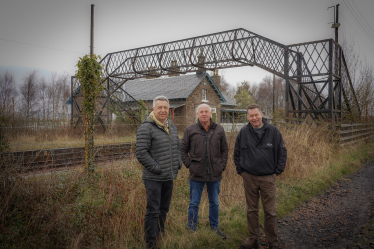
[70,28,361,125]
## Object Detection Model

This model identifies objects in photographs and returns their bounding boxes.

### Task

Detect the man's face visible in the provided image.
[196,106,212,123]
[247,108,263,128]
[152,100,169,123]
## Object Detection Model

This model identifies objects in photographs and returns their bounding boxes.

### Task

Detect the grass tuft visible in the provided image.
[1,124,374,248]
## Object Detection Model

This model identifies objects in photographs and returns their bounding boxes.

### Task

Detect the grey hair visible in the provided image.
[247,104,261,113]
[153,95,169,107]
[196,103,211,112]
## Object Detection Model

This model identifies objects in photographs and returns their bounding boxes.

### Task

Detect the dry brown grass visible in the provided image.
[7,124,138,151]
[1,123,373,248]
[277,123,338,181]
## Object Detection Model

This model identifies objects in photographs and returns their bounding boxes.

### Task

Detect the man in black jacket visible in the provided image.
[181,104,228,239]
[234,104,287,249]
[136,96,182,249]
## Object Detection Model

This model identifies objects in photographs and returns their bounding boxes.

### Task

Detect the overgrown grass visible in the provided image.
[1,124,374,248]
[6,124,138,151]
[7,124,185,151]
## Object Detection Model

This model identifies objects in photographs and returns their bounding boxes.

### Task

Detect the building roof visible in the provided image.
[124,73,226,103]
[124,74,204,101]
[221,92,237,107]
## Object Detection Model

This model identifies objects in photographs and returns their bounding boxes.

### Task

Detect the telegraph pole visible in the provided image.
[328,4,340,42]
[328,3,340,123]
[335,4,339,44]
[90,4,94,55]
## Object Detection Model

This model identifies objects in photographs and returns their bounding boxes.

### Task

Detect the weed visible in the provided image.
[1,124,374,248]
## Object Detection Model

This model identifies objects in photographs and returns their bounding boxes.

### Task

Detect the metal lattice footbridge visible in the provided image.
[70,28,360,128]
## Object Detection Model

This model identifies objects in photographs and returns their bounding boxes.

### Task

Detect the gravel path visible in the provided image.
[274,160,374,249]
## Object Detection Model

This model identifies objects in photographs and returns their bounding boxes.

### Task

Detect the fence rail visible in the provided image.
[339,123,374,147]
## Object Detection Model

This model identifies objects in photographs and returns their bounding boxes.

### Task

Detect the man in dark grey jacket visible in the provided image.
[136,96,182,249]
[234,104,287,249]
[181,103,228,239]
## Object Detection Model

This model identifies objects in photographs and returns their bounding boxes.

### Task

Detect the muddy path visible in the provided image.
[275,160,374,249]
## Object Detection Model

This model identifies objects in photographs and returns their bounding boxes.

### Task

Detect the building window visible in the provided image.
[202,89,207,100]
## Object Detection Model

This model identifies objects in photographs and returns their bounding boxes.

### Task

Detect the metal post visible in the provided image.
[70,76,74,126]
[296,52,302,119]
[335,4,339,44]
[284,48,290,122]
[106,78,110,126]
[273,73,275,115]
[334,4,340,119]
[338,47,342,121]
[328,40,334,125]
[90,4,94,55]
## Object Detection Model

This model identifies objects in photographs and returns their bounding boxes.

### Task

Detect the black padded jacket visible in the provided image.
[136,116,181,181]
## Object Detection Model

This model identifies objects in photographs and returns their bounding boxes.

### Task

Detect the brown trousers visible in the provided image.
[242,172,278,247]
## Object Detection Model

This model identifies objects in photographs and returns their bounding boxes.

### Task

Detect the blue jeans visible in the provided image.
[187,179,221,231]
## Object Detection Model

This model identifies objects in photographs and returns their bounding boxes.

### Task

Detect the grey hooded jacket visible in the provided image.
[136,116,182,181]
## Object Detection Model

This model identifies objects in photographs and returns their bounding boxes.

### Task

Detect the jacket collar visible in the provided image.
[197,118,217,130]
[144,115,170,132]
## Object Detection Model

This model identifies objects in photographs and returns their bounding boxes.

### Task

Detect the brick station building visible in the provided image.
[124,68,241,130]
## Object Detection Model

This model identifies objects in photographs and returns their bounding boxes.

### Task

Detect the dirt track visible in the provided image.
[274,160,374,249]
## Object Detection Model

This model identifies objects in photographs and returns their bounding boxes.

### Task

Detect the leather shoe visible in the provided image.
[240,238,258,249]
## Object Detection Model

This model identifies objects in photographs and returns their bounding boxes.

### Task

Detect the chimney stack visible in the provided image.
[146,67,159,79]
[196,47,206,76]
[168,60,180,77]
[210,70,221,91]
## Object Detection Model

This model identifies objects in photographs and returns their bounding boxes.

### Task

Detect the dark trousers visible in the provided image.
[143,179,173,247]
[242,172,278,247]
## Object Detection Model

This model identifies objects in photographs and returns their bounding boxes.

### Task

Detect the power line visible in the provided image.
[342,0,374,43]
[345,0,374,39]
[0,38,85,55]
[329,0,373,47]
[343,0,374,40]
[350,0,374,38]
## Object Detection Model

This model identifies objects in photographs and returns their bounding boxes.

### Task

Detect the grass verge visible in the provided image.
[1,125,374,248]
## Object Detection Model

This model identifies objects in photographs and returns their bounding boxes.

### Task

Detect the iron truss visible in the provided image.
[70,76,146,130]
[71,28,360,126]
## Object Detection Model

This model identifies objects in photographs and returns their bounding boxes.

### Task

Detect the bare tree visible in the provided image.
[273,76,285,111]
[47,72,57,120]
[355,62,374,120]
[341,38,374,120]
[39,77,48,120]
[43,72,70,121]
[220,75,230,94]
[59,73,70,120]
[19,70,40,120]
[251,75,285,116]
[0,71,18,116]
[259,76,273,114]
[219,70,236,98]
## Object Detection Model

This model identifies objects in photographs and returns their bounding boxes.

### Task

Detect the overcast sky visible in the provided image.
[1,0,374,87]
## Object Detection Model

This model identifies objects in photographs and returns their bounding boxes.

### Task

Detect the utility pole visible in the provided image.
[335,4,340,44]
[90,4,94,55]
[328,4,340,123]
[328,4,340,42]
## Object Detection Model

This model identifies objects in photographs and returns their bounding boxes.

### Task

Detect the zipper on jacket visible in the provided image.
[169,131,174,180]
[155,121,175,181]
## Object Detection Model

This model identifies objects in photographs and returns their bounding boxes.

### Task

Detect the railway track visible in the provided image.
[3,142,136,172]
